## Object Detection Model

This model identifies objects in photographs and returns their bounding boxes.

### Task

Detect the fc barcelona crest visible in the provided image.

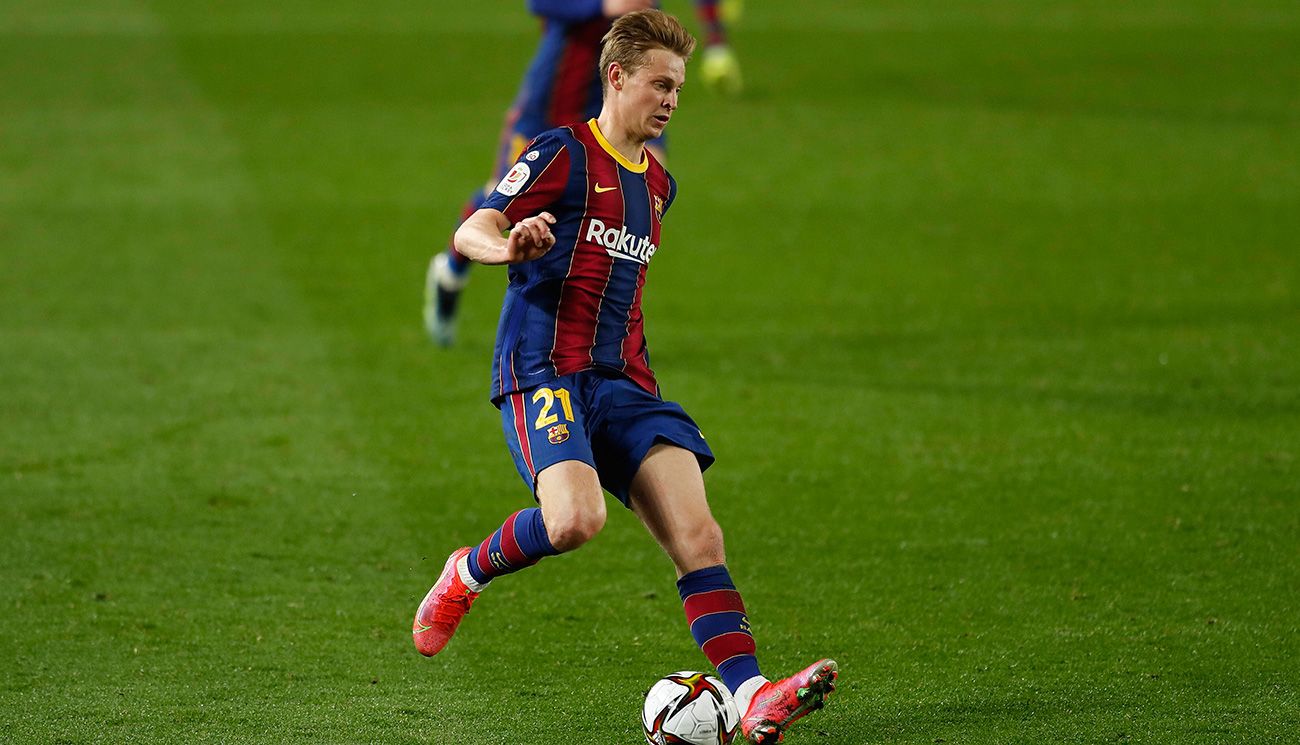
[653,195,664,221]
[547,424,570,445]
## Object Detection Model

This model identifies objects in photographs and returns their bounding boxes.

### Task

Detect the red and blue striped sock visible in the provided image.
[694,0,727,46]
[678,565,762,694]
[465,508,559,586]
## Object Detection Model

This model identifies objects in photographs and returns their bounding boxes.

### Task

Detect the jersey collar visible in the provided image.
[587,119,648,174]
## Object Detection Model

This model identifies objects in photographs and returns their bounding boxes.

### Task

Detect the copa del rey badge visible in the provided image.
[496,162,531,196]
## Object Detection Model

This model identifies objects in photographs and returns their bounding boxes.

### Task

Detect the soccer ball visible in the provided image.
[642,671,740,745]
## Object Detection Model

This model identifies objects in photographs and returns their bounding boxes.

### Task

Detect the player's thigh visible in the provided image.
[628,443,724,567]
[499,384,597,497]
[593,382,714,505]
[536,459,605,539]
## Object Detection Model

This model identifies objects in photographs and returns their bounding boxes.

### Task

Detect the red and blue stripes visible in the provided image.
[545,19,606,128]
[507,389,536,479]
[498,143,571,226]
[486,121,669,403]
[513,12,607,138]
[694,0,727,46]
[552,122,624,377]
[467,508,559,586]
[618,150,672,394]
[678,565,762,693]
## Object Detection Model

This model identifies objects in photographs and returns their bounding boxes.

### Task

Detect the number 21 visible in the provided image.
[532,387,574,429]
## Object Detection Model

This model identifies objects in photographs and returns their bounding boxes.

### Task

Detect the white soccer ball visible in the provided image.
[642,671,740,745]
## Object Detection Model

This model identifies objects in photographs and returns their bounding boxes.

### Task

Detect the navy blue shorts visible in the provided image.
[498,370,714,506]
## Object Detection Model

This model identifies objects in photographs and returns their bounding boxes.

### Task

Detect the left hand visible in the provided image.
[502,212,557,264]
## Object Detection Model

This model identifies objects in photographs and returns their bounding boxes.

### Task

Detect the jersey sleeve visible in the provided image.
[528,0,602,23]
[662,172,679,220]
[482,130,573,224]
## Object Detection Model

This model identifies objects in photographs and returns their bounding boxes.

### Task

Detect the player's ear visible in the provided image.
[608,62,624,92]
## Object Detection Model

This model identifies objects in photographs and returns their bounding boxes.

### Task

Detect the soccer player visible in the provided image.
[412,11,835,743]
[424,0,742,347]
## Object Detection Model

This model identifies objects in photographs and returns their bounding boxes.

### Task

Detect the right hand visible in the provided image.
[503,212,557,264]
[602,0,655,17]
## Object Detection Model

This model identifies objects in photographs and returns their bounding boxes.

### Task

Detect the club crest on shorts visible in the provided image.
[547,424,570,445]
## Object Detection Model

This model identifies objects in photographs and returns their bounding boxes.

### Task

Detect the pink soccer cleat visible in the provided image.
[741,659,838,744]
[412,547,479,657]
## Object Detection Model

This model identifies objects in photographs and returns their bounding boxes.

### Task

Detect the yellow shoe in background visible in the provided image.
[722,0,744,25]
[700,44,743,96]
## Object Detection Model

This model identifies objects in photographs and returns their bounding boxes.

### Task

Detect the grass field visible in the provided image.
[3,1,1298,742]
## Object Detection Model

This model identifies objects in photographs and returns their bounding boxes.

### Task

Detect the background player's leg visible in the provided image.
[424,115,527,347]
[423,193,482,346]
[445,197,481,273]
[694,0,743,95]
[628,444,765,706]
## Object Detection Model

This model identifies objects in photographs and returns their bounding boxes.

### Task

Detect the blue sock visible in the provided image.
[678,565,762,694]
[446,249,470,274]
[466,508,559,585]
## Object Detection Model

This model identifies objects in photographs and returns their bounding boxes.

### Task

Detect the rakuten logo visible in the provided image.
[584,219,657,265]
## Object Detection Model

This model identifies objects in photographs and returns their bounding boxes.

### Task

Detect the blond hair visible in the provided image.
[598,9,696,94]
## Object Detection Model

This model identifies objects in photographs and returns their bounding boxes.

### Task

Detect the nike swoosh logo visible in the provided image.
[594,183,618,193]
[757,692,782,708]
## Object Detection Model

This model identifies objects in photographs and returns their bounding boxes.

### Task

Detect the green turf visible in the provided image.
[2,0,1297,742]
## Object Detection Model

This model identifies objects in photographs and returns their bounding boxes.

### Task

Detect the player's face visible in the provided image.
[620,49,686,142]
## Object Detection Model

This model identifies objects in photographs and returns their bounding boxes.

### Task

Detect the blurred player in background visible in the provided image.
[424,0,742,346]
[412,11,836,743]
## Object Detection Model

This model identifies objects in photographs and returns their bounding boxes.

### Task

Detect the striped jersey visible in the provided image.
[481,119,678,402]
[513,1,611,136]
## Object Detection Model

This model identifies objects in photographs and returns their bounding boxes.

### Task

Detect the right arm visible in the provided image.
[466,130,570,263]
[454,209,557,266]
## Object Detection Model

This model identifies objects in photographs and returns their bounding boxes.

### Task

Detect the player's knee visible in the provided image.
[545,500,607,552]
[683,518,726,566]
